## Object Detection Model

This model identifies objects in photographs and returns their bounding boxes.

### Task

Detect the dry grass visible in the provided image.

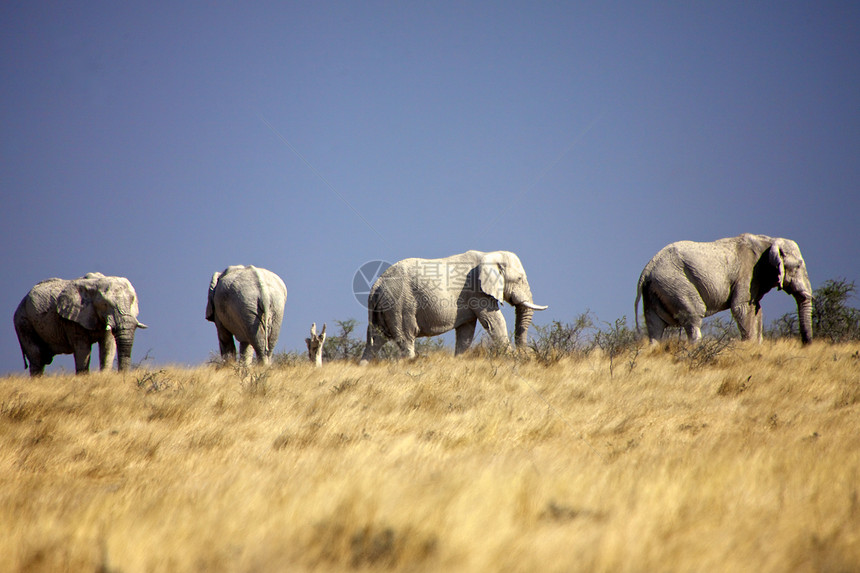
[2,341,859,572]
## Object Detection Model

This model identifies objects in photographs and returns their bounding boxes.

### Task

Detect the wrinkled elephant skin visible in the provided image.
[206,265,287,366]
[635,234,812,344]
[14,272,147,376]
[360,250,547,363]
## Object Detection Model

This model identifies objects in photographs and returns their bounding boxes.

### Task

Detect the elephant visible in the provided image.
[634,234,813,344]
[14,272,148,376]
[206,265,287,365]
[360,250,547,363]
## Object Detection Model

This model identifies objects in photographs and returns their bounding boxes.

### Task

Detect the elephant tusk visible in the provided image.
[137,322,149,329]
[521,302,548,311]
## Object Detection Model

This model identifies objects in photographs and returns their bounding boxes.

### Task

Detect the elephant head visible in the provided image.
[57,273,148,370]
[478,251,548,348]
[766,238,813,344]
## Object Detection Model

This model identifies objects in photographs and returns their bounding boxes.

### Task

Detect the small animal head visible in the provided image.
[306,323,326,367]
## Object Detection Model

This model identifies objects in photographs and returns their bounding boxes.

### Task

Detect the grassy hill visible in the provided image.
[2,340,859,572]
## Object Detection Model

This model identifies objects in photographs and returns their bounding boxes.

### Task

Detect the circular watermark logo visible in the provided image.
[352,260,391,309]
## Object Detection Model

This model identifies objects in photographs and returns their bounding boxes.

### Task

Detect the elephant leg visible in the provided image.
[684,323,703,343]
[27,350,48,377]
[239,342,254,366]
[98,333,117,371]
[396,337,416,359]
[19,337,47,376]
[644,308,667,343]
[72,340,93,374]
[477,310,510,350]
[642,292,674,344]
[675,308,704,342]
[731,303,757,341]
[454,320,477,355]
[266,323,281,364]
[360,325,388,364]
[216,324,236,360]
[254,320,277,365]
[252,342,271,366]
[752,305,764,342]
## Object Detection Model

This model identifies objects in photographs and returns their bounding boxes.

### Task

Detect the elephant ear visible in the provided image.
[205,272,221,321]
[57,282,101,331]
[768,241,785,289]
[118,278,140,318]
[478,253,506,303]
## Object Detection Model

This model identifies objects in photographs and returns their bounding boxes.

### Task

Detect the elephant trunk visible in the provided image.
[514,304,535,349]
[115,328,136,371]
[795,294,813,345]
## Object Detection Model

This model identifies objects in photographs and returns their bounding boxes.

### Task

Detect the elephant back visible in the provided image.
[210,265,286,322]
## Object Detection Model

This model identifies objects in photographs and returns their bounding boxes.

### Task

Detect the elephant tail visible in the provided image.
[366,294,385,343]
[361,287,390,362]
[14,314,29,369]
[634,273,646,335]
[365,318,375,347]
[19,343,28,370]
[257,298,272,356]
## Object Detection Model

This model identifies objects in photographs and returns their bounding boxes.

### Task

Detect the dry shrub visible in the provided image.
[675,334,736,369]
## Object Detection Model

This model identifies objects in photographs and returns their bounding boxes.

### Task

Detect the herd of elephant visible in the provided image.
[13,234,813,376]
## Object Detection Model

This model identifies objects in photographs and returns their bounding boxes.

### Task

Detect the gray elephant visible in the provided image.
[206,265,287,365]
[14,272,148,376]
[635,234,813,344]
[360,250,547,362]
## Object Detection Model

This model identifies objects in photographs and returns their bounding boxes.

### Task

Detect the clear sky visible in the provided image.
[2,2,858,374]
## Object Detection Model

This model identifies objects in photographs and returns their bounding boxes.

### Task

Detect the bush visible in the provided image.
[414,336,448,355]
[812,279,860,342]
[673,317,736,369]
[135,369,173,393]
[529,313,595,364]
[701,316,740,340]
[322,319,447,362]
[272,350,307,367]
[234,362,271,396]
[654,316,740,343]
[594,316,639,376]
[324,319,366,361]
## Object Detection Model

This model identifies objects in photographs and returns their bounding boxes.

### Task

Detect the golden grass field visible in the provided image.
[2,340,859,572]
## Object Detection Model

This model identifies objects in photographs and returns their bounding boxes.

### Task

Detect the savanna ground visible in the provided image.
[2,341,859,572]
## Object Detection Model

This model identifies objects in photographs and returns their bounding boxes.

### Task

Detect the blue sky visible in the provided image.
[2,2,858,373]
